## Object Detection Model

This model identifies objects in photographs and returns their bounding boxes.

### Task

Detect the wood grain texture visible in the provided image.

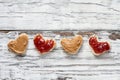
[0,30,119,80]
[0,0,120,79]
[0,0,120,30]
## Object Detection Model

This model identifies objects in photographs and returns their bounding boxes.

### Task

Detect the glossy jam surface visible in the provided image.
[89,36,110,54]
[34,34,54,53]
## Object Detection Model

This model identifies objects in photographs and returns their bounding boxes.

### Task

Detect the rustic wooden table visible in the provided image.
[0,0,120,80]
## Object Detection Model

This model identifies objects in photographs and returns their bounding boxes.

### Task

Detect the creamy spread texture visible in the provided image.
[61,35,83,54]
[8,33,28,55]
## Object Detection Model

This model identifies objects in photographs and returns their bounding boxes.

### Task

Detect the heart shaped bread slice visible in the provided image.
[61,35,83,54]
[89,35,110,56]
[8,33,28,55]
[33,34,56,54]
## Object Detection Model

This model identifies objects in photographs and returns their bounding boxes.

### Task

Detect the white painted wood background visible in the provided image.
[0,0,120,80]
[0,0,120,30]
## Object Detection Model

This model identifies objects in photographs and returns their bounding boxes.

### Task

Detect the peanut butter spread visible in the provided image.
[8,33,28,55]
[61,35,83,54]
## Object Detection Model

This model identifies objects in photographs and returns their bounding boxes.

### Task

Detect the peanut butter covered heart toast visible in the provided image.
[61,35,83,54]
[8,33,28,55]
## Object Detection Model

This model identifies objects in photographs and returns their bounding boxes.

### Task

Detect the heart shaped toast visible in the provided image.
[33,34,56,54]
[8,33,28,55]
[89,35,110,56]
[61,35,83,54]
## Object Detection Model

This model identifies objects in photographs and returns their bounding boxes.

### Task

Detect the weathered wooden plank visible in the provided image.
[0,30,119,80]
[0,0,120,30]
[0,0,120,79]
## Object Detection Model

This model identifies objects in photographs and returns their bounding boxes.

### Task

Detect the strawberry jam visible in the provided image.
[89,36,110,54]
[34,34,55,53]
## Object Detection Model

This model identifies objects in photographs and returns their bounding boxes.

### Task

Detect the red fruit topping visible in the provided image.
[34,34,55,53]
[89,35,110,55]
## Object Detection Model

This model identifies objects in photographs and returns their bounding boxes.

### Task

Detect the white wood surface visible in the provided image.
[0,0,120,80]
[0,30,119,80]
[0,0,120,30]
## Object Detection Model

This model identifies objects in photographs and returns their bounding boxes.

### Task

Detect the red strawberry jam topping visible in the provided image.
[89,36,110,54]
[34,34,55,53]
